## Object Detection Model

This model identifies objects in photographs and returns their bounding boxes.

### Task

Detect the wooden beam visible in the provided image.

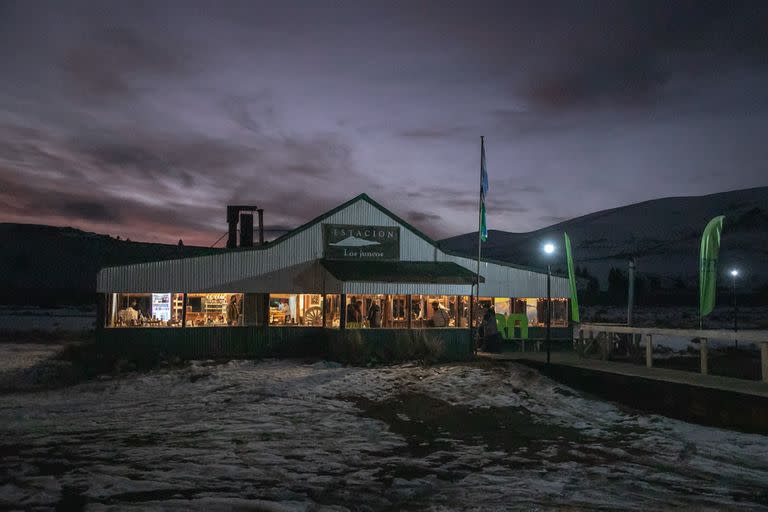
[645,334,653,368]
[762,342,768,384]
[581,323,768,343]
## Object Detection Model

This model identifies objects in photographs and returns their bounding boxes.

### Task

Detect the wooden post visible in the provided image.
[600,332,608,360]
[645,333,653,368]
[700,337,708,375]
[182,293,188,327]
[761,342,768,384]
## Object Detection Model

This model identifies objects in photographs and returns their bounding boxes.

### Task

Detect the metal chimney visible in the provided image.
[240,213,254,247]
[225,204,261,248]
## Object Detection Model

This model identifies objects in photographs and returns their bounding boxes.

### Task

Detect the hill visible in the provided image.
[440,187,768,295]
[0,224,221,306]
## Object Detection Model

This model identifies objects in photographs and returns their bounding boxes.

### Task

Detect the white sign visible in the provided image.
[152,293,171,321]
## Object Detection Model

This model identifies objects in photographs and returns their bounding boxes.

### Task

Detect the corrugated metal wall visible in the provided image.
[97,197,570,298]
[343,282,473,296]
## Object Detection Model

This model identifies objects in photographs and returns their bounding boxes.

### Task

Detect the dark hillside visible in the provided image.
[0,224,221,305]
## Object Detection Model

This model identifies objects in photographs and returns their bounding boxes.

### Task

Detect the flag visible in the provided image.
[564,232,580,323]
[699,215,725,318]
[480,138,488,242]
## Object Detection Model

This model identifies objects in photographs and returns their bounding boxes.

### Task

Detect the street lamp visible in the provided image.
[542,242,555,363]
[730,269,739,349]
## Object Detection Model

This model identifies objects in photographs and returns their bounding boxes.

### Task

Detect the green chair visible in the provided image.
[495,314,510,340]
[507,313,528,339]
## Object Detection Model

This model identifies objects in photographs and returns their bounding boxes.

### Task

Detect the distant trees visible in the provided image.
[607,267,628,301]
[575,266,600,296]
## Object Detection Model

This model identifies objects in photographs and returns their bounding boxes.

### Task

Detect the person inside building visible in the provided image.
[367,299,382,328]
[430,300,450,327]
[346,297,361,328]
[226,295,241,325]
[480,304,501,352]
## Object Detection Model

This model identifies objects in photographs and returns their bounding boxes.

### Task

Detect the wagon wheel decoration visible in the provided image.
[303,306,323,326]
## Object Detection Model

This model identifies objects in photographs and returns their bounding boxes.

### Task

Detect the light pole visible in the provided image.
[730,269,739,349]
[543,242,555,364]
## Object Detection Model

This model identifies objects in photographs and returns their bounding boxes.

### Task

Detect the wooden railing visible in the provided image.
[578,323,768,384]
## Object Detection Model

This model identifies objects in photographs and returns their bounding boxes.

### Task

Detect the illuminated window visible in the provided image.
[269,294,325,326]
[344,295,408,328]
[511,298,568,327]
[106,293,183,328]
[410,295,458,328]
[325,294,341,328]
[186,293,243,327]
[494,297,511,316]
[457,296,470,327]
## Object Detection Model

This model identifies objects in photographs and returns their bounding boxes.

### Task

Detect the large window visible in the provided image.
[344,294,408,328]
[509,297,569,327]
[269,294,325,326]
[494,297,511,316]
[410,295,458,328]
[325,295,341,328]
[186,293,243,327]
[106,293,183,328]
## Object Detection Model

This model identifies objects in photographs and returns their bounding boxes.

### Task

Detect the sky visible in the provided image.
[0,0,767,246]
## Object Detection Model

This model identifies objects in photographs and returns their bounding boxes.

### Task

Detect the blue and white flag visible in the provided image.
[480,138,488,241]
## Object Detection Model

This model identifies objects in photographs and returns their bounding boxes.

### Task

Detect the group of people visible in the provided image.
[345,298,451,328]
[345,299,372,328]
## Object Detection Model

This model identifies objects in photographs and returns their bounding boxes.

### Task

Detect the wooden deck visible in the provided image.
[479,351,768,399]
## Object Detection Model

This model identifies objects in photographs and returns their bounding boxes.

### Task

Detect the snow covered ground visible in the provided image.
[0,306,95,331]
[1,360,767,511]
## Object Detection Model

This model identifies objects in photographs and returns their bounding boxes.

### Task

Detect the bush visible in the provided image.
[328,329,446,366]
[411,330,445,364]
[328,330,367,365]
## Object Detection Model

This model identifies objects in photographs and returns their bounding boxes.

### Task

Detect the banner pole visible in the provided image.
[474,136,484,336]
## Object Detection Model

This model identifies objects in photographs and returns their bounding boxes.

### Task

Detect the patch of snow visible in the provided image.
[1,360,766,510]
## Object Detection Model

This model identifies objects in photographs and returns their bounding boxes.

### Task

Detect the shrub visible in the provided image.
[328,329,368,365]
[411,330,445,363]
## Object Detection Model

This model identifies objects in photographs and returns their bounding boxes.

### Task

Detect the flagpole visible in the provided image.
[475,136,484,333]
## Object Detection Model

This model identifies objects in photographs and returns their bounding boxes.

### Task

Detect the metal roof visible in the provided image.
[97,194,572,297]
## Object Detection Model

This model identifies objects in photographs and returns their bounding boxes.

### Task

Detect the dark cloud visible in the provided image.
[515,1,768,110]
[405,211,441,224]
[60,201,121,223]
[0,1,766,244]
[399,126,471,140]
[61,27,186,98]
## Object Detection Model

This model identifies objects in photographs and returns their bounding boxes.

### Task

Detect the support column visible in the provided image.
[340,294,347,330]
[600,332,608,360]
[700,338,708,375]
[322,294,327,328]
[761,342,768,384]
[406,295,413,330]
[645,334,653,368]
[182,293,188,328]
[578,329,584,358]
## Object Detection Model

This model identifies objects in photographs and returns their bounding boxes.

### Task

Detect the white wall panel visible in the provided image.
[97,196,570,298]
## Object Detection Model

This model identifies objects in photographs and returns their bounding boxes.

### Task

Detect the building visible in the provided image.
[96,194,571,360]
